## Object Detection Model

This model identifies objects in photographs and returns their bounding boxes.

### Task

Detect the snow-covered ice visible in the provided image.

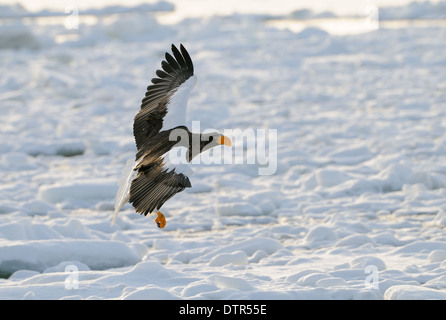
[1,0,446,300]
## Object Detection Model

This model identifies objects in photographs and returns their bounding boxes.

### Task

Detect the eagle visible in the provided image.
[112,44,232,228]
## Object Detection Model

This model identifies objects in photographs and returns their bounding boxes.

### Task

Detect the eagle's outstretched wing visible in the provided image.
[133,44,196,152]
[129,155,192,216]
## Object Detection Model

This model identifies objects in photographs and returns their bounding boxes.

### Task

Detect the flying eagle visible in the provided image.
[112,44,232,228]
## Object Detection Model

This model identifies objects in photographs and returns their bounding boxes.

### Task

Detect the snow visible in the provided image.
[0,239,142,276]
[378,1,446,20]
[0,0,446,300]
[0,23,39,50]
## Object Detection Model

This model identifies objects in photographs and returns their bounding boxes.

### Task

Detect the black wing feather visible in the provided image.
[155,69,170,79]
[165,52,180,70]
[171,44,187,69]
[180,44,194,74]
[151,78,164,84]
[161,60,175,74]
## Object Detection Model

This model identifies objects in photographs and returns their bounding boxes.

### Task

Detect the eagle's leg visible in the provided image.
[155,211,166,228]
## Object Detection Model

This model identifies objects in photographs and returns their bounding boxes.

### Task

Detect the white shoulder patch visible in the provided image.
[162,75,197,131]
[161,146,194,176]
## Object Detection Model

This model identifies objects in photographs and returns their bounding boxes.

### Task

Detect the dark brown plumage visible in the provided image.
[112,44,231,229]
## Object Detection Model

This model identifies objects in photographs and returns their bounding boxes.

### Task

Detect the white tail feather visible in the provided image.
[111,158,141,226]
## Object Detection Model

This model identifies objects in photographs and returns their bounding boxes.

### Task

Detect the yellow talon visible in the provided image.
[155,212,166,229]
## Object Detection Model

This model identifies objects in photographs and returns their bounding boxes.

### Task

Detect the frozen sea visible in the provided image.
[0,0,446,300]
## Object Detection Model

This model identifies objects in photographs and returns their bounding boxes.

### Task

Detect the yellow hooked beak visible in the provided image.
[218,135,232,147]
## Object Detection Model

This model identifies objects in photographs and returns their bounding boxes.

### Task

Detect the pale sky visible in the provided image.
[0,0,434,16]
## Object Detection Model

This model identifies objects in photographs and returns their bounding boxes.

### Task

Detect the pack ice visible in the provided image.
[0,0,446,300]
